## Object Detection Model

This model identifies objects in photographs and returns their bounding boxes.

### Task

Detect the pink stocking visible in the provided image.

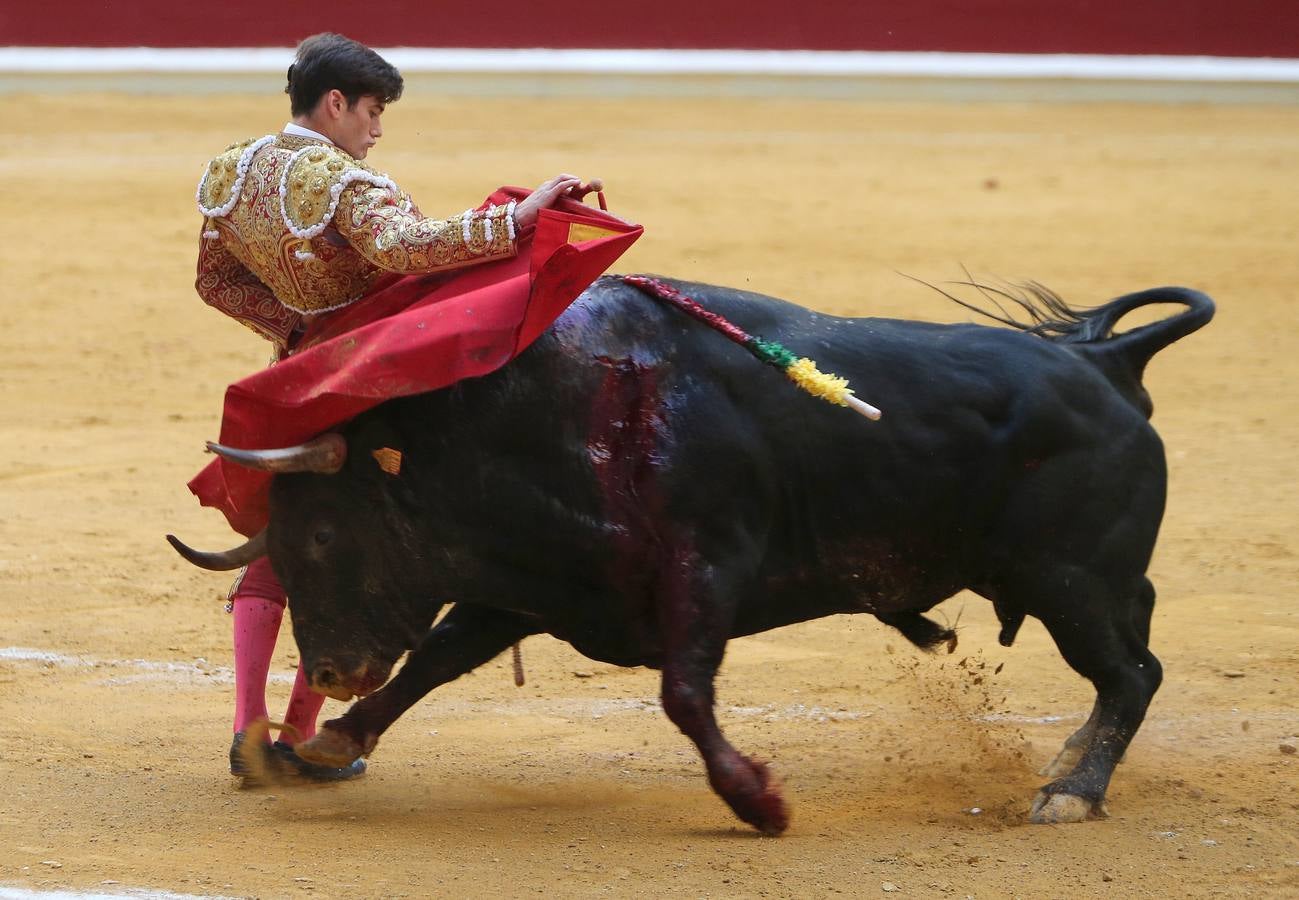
[230,558,285,740]
[280,663,326,746]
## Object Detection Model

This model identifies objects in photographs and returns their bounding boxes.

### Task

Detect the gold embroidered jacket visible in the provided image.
[195,133,518,347]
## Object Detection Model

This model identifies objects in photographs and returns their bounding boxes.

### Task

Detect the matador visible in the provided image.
[190,32,628,783]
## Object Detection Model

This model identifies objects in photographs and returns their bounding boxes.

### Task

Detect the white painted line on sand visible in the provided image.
[1,48,1297,82]
[0,886,233,900]
[0,646,293,686]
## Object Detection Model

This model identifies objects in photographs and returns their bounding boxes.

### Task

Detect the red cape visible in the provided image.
[189,188,642,536]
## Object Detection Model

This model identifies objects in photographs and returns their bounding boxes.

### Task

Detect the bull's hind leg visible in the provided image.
[1039,577,1157,778]
[656,543,789,835]
[1026,572,1162,823]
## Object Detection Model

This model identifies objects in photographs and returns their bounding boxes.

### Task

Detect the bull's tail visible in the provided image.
[937,281,1215,417]
[1053,286,1215,369]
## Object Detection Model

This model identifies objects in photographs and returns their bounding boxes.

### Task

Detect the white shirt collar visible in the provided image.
[283,122,334,145]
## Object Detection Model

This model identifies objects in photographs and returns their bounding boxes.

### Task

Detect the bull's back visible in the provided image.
[584,277,1163,542]
[556,276,1159,468]
[545,277,1162,514]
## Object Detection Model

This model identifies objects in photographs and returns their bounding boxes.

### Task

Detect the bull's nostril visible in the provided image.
[315,667,338,687]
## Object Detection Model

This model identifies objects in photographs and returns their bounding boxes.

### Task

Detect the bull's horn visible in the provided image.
[165,529,267,571]
[207,433,347,474]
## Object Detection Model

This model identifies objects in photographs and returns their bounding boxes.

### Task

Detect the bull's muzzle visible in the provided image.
[309,658,390,701]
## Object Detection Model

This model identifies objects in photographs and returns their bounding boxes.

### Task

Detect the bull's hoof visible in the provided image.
[1029,791,1109,824]
[748,786,790,837]
[715,758,790,836]
[295,725,368,768]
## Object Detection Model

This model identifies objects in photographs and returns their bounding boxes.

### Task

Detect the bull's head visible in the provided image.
[168,429,445,701]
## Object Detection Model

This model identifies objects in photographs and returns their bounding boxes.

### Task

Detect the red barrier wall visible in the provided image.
[2,0,1296,57]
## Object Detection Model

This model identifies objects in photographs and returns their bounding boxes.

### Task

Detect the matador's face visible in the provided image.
[333,94,385,160]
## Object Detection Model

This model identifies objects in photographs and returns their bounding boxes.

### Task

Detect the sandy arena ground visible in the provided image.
[1,83,1297,898]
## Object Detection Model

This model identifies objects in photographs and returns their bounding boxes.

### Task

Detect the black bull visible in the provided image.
[171,276,1214,834]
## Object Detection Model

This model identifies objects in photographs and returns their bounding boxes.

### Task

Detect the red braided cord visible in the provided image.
[622,275,754,347]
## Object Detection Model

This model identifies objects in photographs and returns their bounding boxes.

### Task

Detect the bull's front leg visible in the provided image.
[657,542,789,836]
[295,604,535,767]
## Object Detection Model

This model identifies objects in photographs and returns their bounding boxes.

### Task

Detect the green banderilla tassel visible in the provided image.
[747,337,800,369]
[747,337,881,420]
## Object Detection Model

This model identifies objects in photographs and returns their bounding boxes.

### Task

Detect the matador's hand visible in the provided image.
[513,174,602,231]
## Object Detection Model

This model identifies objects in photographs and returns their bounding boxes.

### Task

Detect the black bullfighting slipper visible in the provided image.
[228,730,366,784]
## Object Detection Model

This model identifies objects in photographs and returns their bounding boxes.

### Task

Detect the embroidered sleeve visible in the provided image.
[195,225,300,348]
[334,184,518,274]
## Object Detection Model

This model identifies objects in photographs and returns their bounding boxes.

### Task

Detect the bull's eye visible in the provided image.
[313,528,334,547]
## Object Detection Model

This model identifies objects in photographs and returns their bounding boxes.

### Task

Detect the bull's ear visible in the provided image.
[371,446,403,476]
[346,416,405,476]
[344,417,424,509]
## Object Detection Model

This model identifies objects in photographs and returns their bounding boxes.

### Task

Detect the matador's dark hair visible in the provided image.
[285,33,404,117]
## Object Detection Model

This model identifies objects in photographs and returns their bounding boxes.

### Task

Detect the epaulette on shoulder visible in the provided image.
[279,143,398,238]
[196,134,277,218]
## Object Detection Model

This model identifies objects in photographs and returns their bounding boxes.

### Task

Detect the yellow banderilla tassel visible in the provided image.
[785,357,882,420]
